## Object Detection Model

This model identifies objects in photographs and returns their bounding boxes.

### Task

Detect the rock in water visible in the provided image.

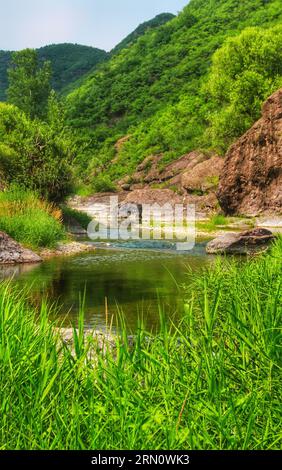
[206,228,275,255]
[0,231,42,264]
[218,89,282,216]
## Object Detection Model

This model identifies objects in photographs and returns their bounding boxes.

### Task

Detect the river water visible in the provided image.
[1,239,214,332]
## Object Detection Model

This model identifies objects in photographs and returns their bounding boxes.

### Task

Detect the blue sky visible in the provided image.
[0,0,188,51]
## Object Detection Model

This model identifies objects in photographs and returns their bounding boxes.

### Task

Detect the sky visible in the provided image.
[0,0,189,52]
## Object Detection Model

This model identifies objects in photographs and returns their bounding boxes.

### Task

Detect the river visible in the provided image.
[1,239,214,332]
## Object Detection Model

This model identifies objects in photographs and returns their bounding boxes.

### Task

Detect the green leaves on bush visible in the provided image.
[0,103,74,201]
[205,25,282,151]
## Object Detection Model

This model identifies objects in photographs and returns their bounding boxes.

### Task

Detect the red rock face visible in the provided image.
[218,89,282,216]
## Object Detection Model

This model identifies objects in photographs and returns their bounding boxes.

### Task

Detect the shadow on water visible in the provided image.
[3,239,214,332]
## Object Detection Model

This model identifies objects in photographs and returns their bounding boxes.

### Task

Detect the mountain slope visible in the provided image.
[66,0,282,183]
[0,51,11,101]
[110,13,175,56]
[0,43,108,101]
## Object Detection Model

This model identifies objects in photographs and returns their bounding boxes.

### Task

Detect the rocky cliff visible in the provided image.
[218,89,282,216]
[118,151,224,213]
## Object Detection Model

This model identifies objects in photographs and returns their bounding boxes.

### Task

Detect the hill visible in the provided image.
[110,13,175,56]
[65,0,282,185]
[0,43,108,101]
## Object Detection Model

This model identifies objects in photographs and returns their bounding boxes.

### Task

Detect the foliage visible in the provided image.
[0,187,66,247]
[0,239,281,449]
[92,174,117,193]
[60,205,92,230]
[0,103,74,201]
[0,44,108,101]
[7,49,52,119]
[205,25,282,151]
[0,51,11,101]
[65,0,282,183]
[110,13,175,56]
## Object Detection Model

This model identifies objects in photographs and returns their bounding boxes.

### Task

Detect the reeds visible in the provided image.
[0,239,281,449]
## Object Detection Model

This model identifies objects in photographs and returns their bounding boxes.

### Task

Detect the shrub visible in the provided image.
[0,103,74,201]
[206,25,282,151]
[93,174,116,193]
[60,205,92,230]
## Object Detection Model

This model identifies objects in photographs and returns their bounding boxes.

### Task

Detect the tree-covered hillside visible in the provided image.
[110,13,175,56]
[65,0,282,186]
[0,43,108,101]
[0,51,11,101]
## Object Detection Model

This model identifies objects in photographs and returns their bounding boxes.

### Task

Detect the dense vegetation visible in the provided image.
[0,187,66,248]
[0,102,74,201]
[65,0,282,188]
[0,51,11,101]
[0,238,281,449]
[0,43,108,101]
[7,49,52,120]
[110,13,175,56]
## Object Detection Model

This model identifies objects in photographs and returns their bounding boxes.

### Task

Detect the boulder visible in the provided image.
[118,151,220,192]
[218,89,282,216]
[206,228,275,255]
[160,151,206,181]
[0,231,42,264]
[181,155,224,193]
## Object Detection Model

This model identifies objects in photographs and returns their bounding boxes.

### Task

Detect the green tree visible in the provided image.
[206,26,282,152]
[7,49,52,120]
[0,103,74,201]
[47,89,65,130]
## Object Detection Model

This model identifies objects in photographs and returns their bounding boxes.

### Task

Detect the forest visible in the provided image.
[0,0,281,195]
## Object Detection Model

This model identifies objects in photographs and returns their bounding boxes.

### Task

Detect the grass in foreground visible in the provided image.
[0,187,66,248]
[0,239,281,450]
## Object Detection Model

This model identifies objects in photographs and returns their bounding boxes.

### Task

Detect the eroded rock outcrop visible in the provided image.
[117,151,223,213]
[0,231,42,264]
[218,89,282,216]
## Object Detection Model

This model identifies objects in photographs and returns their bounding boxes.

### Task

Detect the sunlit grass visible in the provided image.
[0,238,281,450]
[0,186,66,248]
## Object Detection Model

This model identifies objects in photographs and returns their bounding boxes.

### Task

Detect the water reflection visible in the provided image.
[0,262,40,281]
[7,241,213,332]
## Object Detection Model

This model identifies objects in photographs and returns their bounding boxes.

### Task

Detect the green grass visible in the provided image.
[196,214,229,232]
[60,205,92,230]
[0,239,281,450]
[74,185,93,197]
[0,187,66,248]
[210,214,228,226]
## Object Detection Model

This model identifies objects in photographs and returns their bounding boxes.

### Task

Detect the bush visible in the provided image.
[206,25,282,151]
[60,205,92,230]
[0,187,66,248]
[0,103,74,201]
[93,174,116,193]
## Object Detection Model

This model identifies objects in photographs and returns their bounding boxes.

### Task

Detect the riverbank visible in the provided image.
[0,237,281,449]
[39,241,96,259]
